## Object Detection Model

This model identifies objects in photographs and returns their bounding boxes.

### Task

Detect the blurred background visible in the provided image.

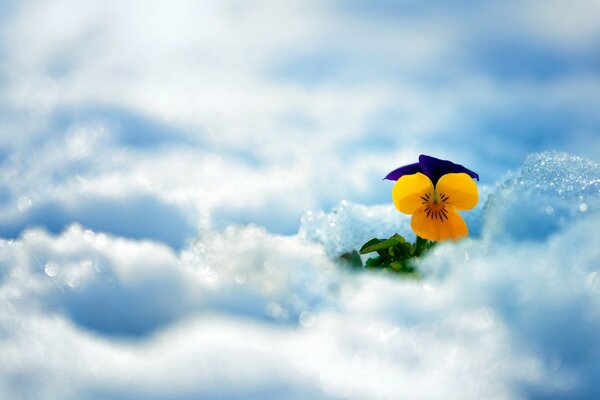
[1,0,598,244]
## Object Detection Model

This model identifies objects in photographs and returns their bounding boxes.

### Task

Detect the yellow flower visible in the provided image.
[392,172,478,241]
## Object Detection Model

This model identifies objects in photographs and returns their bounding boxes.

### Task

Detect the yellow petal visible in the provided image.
[411,204,468,241]
[435,173,478,210]
[392,172,434,214]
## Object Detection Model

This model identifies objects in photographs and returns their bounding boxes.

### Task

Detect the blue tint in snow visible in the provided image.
[0,195,196,250]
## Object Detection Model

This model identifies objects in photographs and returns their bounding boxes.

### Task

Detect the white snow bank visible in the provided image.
[1,152,599,399]
[0,223,337,337]
[483,152,600,241]
[299,201,412,257]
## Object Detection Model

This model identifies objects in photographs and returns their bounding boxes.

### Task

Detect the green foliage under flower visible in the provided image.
[339,234,436,276]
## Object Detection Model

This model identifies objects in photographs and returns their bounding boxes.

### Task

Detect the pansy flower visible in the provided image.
[385,155,479,241]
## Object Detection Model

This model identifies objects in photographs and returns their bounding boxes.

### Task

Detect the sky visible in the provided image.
[0,0,599,399]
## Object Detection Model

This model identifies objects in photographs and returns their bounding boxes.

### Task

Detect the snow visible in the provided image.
[0,152,599,399]
[482,152,600,241]
[1,0,600,398]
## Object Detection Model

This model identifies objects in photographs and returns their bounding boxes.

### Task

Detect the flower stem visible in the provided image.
[414,236,428,256]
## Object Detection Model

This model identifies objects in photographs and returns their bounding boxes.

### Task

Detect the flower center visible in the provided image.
[424,202,448,221]
[420,190,450,221]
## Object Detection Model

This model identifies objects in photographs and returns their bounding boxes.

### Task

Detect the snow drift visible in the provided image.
[0,152,599,399]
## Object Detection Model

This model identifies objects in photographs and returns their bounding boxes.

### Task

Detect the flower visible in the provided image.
[386,155,479,241]
[384,154,479,184]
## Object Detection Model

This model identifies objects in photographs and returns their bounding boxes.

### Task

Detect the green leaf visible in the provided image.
[359,234,406,254]
[389,261,405,271]
[379,262,391,270]
[365,256,383,267]
[413,236,435,256]
[354,233,438,277]
[359,238,384,253]
[393,242,412,259]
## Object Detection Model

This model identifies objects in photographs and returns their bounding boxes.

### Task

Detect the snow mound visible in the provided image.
[182,225,337,324]
[0,224,337,338]
[483,152,600,241]
[1,152,600,399]
[298,200,411,257]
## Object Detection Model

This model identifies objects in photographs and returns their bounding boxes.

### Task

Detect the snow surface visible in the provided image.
[1,1,600,398]
[0,152,599,399]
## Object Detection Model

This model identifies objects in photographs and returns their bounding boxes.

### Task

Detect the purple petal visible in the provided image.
[383,162,422,181]
[418,154,479,185]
